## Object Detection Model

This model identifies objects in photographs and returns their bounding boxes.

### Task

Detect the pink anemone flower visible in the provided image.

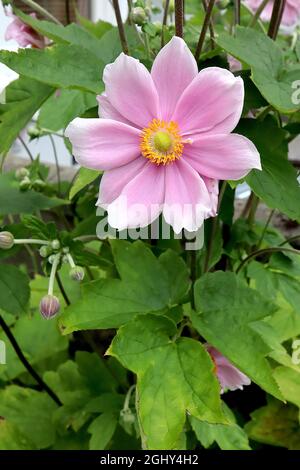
[206,345,251,393]
[244,0,300,28]
[65,37,261,233]
[5,10,46,49]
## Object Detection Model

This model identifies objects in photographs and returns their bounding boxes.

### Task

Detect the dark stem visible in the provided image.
[201,0,215,49]
[18,135,34,162]
[236,247,300,274]
[161,0,170,47]
[19,0,63,25]
[249,0,270,27]
[55,272,71,306]
[0,315,62,406]
[175,0,184,38]
[195,0,216,61]
[127,0,133,24]
[234,0,241,25]
[65,0,71,24]
[279,235,300,247]
[49,134,61,195]
[241,191,255,218]
[268,0,285,39]
[256,209,275,249]
[112,0,129,54]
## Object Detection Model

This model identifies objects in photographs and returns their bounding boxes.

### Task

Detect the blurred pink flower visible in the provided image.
[5,10,46,49]
[206,345,251,393]
[65,37,260,233]
[244,0,300,27]
[227,55,242,72]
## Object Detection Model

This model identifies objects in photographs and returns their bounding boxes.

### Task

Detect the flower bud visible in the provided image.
[28,126,43,140]
[0,231,14,250]
[39,245,52,258]
[131,7,147,25]
[15,167,29,181]
[19,176,31,191]
[62,246,70,254]
[51,239,60,250]
[39,295,60,319]
[69,266,85,282]
[33,179,46,191]
[120,409,135,425]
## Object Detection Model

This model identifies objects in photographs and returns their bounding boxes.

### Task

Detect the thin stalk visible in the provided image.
[247,194,259,225]
[201,0,215,49]
[66,253,76,269]
[175,0,184,38]
[24,243,38,274]
[195,0,216,61]
[268,0,285,40]
[112,0,129,54]
[236,247,300,274]
[241,191,255,218]
[19,0,62,25]
[161,0,170,47]
[256,209,275,249]
[249,0,270,27]
[55,272,70,306]
[234,0,241,25]
[74,235,99,243]
[203,181,227,273]
[0,314,62,405]
[122,385,136,412]
[14,238,50,245]
[48,254,60,296]
[127,0,133,24]
[49,135,61,195]
[18,135,34,162]
[279,235,300,247]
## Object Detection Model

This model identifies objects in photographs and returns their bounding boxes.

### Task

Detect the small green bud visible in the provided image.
[28,126,43,140]
[69,266,85,282]
[131,6,147,25]
[15,167,29,180]
[62,247,70,254]
[0,231,14,250]
[120,409,135,425]
[51,239,60,250]
[33,179,46,191]
[48,254,56,265]
[39,245,52,258]
[19,176,31,191]
[40,295,60,319]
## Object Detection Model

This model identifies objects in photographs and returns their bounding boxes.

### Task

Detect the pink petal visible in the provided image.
[107,162,165,230]
[96,94,136,127]
[65,118,141,170]
[163,159,212,234]
[203,177,219,217]
[151,36,198,122]
[97,157,147,206]
[183,133,261,180]
[172,67,244,136]
[103,53,160,128]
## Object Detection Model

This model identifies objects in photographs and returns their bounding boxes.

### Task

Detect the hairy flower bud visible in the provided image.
[51,239,60,250]
[0,231,14,250]
[131,7,147,25]
[19,176,31,191]
[28,126,43,140]
[39,245,52,258]
[39,295,60,319]
[69,266,85,282]
[15,167,29,181]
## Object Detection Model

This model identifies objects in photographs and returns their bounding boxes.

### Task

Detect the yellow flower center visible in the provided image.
[140,119,184,165]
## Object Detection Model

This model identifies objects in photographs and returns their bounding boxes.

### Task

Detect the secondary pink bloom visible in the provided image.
[206,345,251,393]
[244,0,300,27]
[5,10,46,49]
[65,37,261,233]
[227,55,241,73]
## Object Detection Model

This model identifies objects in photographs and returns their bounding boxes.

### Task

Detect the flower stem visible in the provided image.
[49,134,61,196]
[19,0,63,25]
[256,209,275,249]
[234,0,241,26]
[236,247,300,274]
[195,0,216,61]
[201,0,215,49]
[14,238,50,245]
[268,0,285,40]
[74,235,99,243]
[55,272,70,306]
[249,0,270,27]
[279,235,300,247]
[112,0,129,54]
[175,0,184,38]
[0,314,62,405]
[48,254,60,296]
[18,135,34,162]
[122,384,136,412]
[66,253,76,269]
[161,0,170,47]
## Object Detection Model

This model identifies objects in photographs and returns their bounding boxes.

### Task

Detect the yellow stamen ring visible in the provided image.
[140,119,184,165]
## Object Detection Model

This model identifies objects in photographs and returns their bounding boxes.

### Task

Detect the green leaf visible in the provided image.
[0,173,67,215]
[88,412,118,450]
[0,265,29,315]
[0,311,68,381]
[158,250,190,304]
[190,403,250,450]
[38,89,96,132]
[0,76,53,156]
[0,45,104,94]
[69,167,101,200]
[217,27,300,113]
[237,117,300,222]
[109,314,225,450]
[0,420,34,450]
[191,271,282,399]
[245,400,300,450]
[273,366,300,408]
[0,386,57,449]
[59,241,189,333]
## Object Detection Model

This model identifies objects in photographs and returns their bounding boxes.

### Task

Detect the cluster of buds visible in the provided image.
[15,167,46,192]
[0,231,85,320]
[130,1,151,26]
